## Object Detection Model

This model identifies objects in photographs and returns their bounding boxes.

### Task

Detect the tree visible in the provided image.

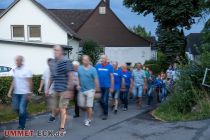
[156,26,187,64]
[79,40,103,66]
[124,0,205,64]
[129,25,151,37]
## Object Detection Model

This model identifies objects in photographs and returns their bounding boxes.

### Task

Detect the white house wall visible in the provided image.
[0,0,68,45]
[105,47,152,66]
[0,42,54,74]
[68,38,80,60]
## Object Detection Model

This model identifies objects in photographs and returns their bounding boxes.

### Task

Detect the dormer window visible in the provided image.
[11,25,25,41]
[99,6,106,14]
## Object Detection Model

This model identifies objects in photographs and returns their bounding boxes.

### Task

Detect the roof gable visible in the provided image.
[186,33,203,55]
[0,0,80,40]
[77,1,151,47]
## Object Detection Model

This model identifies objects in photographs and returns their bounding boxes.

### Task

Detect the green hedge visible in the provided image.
[0,75,41,104]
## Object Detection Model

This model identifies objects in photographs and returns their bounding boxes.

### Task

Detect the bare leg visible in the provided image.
[114,99,118,110]
[87,107,93,121]
[60,108,67,128]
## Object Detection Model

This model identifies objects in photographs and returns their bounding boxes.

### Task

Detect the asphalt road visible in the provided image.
[0,99,210,140]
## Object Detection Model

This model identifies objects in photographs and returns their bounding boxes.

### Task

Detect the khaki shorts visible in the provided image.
[51,91,70,109]
[78,89,95,107]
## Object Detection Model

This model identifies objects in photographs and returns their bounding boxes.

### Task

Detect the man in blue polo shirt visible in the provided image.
[95,55,114,120]
[111,61,124,114]
[121,64,133,111]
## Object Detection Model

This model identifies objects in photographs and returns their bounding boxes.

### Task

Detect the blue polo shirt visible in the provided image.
[122,71,132,86]
[113,69,123,90]
[95,63,114,88]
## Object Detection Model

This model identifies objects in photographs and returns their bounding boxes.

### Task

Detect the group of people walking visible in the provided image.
[7,45,175,135]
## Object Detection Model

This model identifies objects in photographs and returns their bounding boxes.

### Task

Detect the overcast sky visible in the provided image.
[0,0,208,36]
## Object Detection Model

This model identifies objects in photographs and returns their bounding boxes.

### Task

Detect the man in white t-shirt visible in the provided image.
[7,56,33,130]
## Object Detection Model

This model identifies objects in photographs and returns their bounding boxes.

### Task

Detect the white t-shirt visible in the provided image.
[42,68,53,93]
[13,65,32,94]
[166,69,172,79]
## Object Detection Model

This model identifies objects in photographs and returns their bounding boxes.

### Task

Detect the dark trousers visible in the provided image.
[74,86,79,116]
[12,94,28,128]
[120,86,130,109]
[100,88,110,115]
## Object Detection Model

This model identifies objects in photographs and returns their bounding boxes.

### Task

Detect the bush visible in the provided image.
[0,75,41,104]
[144,63,162,75]
[79,40,103,66]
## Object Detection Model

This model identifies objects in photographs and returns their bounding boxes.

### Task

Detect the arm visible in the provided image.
[130,78,134,89]
[7,80,14,98]
[144,77,147,89]
[94,78,99,92]
[68,71,74,90]
[121,78,125,89]
[45,77,52,95]
[27,77,33,93]
[38,79,44,93]
[110,73,114,92]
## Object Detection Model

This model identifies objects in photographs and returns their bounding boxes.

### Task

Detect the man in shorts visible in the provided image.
[132,63,147,108]
[78,55,99,127]
[45,45,74,134]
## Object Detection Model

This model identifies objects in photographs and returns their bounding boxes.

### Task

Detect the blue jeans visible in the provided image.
[120,86,129,109]
[147,86,154,97]
[100,88,110,115]
[133,85,143,97]
[12,94,28,128]
[161,87,167,101]
[112,90,120,99]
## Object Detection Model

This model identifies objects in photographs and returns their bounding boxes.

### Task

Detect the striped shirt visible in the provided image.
[51,58,73,92]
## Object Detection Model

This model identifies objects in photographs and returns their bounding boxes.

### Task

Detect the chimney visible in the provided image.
[103,0,110,7]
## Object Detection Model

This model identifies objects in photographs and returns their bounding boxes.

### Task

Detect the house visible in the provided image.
[0,0,156,74]
[38,0,156,66]
[0,0,80,74]
[186,33,203,61]
[72,0,155,65]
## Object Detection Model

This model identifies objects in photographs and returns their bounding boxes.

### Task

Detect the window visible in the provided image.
[11,25,24,40]
[28,25,41,41]
[99,6,106,14]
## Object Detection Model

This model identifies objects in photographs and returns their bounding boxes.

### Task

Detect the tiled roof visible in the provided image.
[186,33,203,55]
[49,9,93,31]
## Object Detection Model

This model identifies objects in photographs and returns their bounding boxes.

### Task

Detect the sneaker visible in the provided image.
[123,108,128,111]
[48,116,55,123]
[59,128,66,135]
[84,120,91,127]
[102,115,108,120]
[114,110,118,114]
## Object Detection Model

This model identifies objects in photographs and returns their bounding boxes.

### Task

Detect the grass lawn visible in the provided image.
[0,101,47,123]
[153,99,210,121]
[0,100,75,123]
